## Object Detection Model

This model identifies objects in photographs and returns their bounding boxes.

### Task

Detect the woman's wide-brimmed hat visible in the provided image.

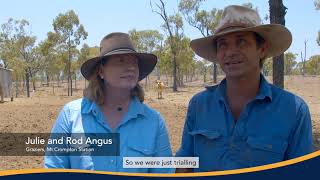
[81,32,157,81]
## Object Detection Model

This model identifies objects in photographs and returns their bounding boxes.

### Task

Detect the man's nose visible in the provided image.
[225,44,239,57]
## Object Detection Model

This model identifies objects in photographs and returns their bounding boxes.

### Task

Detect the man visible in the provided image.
[176,5,313,172]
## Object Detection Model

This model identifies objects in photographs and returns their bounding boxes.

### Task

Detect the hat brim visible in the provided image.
[190,24,292,62]
[81,50,157,81]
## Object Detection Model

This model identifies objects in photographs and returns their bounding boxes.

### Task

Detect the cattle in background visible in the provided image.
[155,80,165,99]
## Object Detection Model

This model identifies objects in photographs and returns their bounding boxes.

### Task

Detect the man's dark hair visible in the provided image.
[254,32,267,68]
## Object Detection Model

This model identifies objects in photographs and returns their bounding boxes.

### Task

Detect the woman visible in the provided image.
[44,32,173,173]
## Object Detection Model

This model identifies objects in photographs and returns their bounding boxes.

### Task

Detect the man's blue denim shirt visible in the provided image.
[45,96,174,173]
[176,75,313,172]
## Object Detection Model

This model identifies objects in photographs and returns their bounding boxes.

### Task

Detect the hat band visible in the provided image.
[103,48,137,57]
[215,22,255,34]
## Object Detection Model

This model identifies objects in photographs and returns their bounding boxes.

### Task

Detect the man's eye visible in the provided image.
[238,39,247,46]
[217,43,226,49]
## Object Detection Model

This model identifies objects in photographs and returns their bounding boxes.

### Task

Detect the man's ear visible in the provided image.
[259,42,269,59]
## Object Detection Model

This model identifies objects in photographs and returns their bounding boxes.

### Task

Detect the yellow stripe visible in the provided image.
[1,150,319,177]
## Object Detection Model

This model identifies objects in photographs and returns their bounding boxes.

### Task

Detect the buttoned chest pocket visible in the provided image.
[126,141,155,157]
[245,136,288,165]
[190,130,222,143]
[189,130,225,171]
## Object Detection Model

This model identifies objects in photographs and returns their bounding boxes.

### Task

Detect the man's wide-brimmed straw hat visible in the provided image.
[190,5,292,62]
[81,32,157,81]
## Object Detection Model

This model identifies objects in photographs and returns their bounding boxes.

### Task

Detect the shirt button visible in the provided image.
[110,160,114,163]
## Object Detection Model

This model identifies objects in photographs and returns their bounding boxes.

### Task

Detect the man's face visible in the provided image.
[216,31,268,78]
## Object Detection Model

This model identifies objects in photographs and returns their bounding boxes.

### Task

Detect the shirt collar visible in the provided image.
[81,96,145,118]
[81,97,97,115]
[125,96,145,119]
[256,75,273,101]
[211,74,273,103]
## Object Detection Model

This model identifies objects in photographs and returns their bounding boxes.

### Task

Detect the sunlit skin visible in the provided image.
[216,31,268,79]
[98,54,140,129]
[216,31,269,121]
[99,54,139,91]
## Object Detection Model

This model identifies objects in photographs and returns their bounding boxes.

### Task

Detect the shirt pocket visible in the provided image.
[245,136,288,164]
[189,130,222,147]
[189,130,224,171]
[189,130,221,140]
[126,141,155,157]
[69,156,94,170]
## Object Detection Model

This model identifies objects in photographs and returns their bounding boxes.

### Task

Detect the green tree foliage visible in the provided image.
[129,29,163,53]
[38,31,61,85]
[179,0,222,37]
[262,58,273,76]
[305,55,320,75]
[52,10,88,96]
[0,18,43,97]
[169,37,195,86]
[284,52,297,75]
[179,0,222,83]
[128,29,163,87]
[151,0,182,91]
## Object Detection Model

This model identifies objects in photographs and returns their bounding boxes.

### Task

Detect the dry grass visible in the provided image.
[0,75,319,170]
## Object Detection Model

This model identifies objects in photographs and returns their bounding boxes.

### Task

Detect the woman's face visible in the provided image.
[99,54,139,90]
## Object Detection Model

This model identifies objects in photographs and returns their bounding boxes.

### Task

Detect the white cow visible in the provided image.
[155,80,165,99]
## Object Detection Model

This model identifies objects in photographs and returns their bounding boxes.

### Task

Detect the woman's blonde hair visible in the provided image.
[83,65,144,106]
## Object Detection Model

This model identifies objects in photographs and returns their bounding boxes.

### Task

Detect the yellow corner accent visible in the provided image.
[0,150,319,177]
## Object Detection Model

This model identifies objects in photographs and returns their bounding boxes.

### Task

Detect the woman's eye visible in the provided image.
[238,39,246,46]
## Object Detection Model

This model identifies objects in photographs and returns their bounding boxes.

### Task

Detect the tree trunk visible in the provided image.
[67,70,70,96]
[70,75,73,95]
[46,71,50,86]
[74,73,77,90]
[29,70,36,92]
[156,67,160,80]
[32,80,36,92]
[301,52,305,76]
[213,62,217,83]
[303,40,307,76]
[25,70,30,97]
[173,55,178,91]
[57,75,60,87]
[145,76,148,89]
[269,0,286,89]
[68,36,72,96]
[15,78,18,98]
[165,74,169,85]
[22,75,25,92]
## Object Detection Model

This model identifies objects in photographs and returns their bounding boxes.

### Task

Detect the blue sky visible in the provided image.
[0,0,319,61]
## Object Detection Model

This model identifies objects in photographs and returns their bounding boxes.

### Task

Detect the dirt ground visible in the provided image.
[0,75,319,170]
